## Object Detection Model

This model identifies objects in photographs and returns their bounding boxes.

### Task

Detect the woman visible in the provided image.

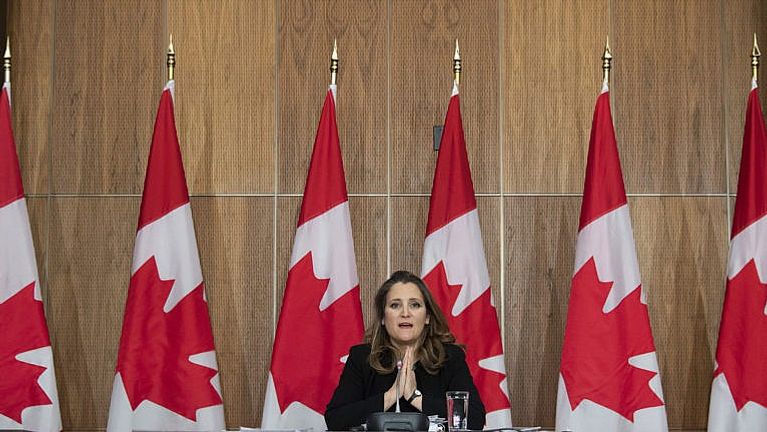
[325,270,486,430]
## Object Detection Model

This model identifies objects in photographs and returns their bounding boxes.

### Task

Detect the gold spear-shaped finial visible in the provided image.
[602,35,613,87]
[330,39,339,86]
[453,39,461,85]
[3,37,11,84]
[167,34,175,81]
[752,33,761,84]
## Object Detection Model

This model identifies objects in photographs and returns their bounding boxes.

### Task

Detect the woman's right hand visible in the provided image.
[383,347,417,410]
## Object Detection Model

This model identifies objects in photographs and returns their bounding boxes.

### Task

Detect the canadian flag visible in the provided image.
[106,81,225,431]
[0,83,62,431]
[261,85,364,430]
[421,82,513,429]
[708,78,767,431]
[555,83,668,432]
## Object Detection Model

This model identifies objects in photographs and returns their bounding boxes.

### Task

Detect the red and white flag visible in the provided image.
[0,83,62,431]
[421,82,513,429]
[261,85,364,430]
[708,78,767,431]
[107,81,225,431]
[555,83,668,432]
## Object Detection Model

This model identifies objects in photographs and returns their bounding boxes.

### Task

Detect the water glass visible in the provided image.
[445,391,469,431]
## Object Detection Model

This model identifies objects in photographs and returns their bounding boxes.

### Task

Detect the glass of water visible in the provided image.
[446,391,469,431]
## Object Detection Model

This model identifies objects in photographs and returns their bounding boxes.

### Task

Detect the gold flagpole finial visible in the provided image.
[4,36,11,84]
[453,39,461,85]
[602,35,613,86]
[167,34,175,81]
[752,33,760,84]
[330,38,339,86]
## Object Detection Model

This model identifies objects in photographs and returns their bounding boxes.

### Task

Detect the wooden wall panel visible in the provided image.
[391,0,499,194]
[631,197,728,429]
[191,197,273,427]
[50,0,164,194]
[390,196,428,273]
[7,0,53,194]
[27,197,49,301]
[503,0,607,193]
[278,0,388,195]
[47,197,138,429]
[170,1,276,194]
[504,196,580,427]
[724,2,767,192]
[612,0,725,194]
[349,197,389,323]
[276,196,300,313]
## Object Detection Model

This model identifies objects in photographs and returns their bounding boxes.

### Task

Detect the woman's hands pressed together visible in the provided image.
[383,346,422,411]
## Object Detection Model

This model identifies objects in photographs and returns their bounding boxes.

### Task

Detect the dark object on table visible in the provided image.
[365,412,430,431]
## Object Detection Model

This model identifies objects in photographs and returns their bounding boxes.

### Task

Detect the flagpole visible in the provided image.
[331,38,339,85]
[3,37,10,84]
[752,33,760,84]
[453,39,461,85]
[602,36,612,87]
[167,34,175,81]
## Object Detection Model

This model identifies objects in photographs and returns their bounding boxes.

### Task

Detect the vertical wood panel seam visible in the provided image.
[44,0,58,320]
[720,0,732,234]
[497,0,505,349]
[272,0,280,338]
[386,0,392,276]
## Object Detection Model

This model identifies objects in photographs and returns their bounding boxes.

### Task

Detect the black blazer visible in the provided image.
[325,343,486,431]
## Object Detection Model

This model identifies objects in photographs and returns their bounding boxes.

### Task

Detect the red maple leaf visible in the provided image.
[0,282,53,423]
[271,252,364,414]
[116,256,221,421]
[560,257,663,421]
[714,259,767,410]
[424,262,510,413]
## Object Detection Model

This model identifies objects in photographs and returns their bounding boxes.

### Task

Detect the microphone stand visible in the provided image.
[395,360,403,413]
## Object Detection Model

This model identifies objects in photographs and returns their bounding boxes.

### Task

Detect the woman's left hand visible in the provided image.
[401,347,422,410]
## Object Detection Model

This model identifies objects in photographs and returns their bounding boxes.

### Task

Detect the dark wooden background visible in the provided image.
[4,0,767,430]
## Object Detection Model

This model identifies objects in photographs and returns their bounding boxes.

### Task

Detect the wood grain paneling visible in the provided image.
[631,197,728,429]
[7,0,53,194]
[390,196,502,317]
[503,0,607,193]
[724,2,767,193]
[47,197,138,429]
[51,0,164,194]
[276,196,300,313]
[612,0,725,194]
[390,196,428,273]
[170,1,276,194]
[276,196,387,327]
[504,196,580,427]
[279,0,387,195]
[191,197,273,427]
[391,0,499,194]
[349,196,389,322]
[27,197,49,302]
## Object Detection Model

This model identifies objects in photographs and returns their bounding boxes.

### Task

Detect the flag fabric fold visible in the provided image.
[107,80,225,432]
[0,82,62,432]
[708,79,767,431]
[261,85,364,430]
[555,84,668,432]
[421,82,513,429]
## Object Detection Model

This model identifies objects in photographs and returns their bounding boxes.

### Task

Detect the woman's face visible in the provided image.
[383,282,430,349]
